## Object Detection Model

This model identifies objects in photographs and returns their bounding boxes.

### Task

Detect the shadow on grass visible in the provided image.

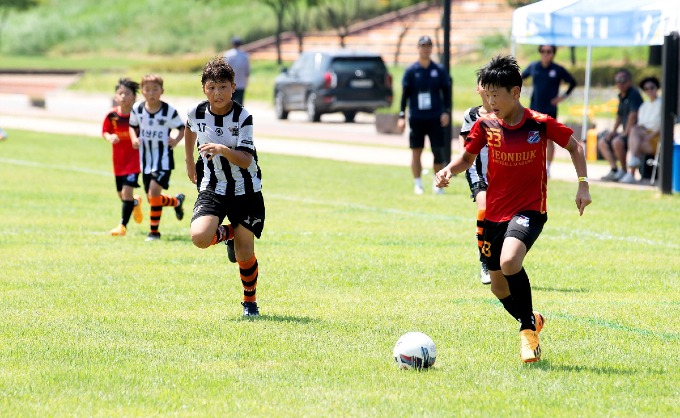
[229,314,320,324]
[532,286,589,293]
[528,360,665,376]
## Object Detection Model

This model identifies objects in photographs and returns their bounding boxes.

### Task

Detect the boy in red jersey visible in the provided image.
[436,56,591,363]
[102,78,143,236]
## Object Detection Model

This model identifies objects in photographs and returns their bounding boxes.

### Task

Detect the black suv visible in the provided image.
[273,50,393,122]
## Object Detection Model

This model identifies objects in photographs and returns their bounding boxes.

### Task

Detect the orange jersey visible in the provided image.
[466,108,572,222]
[102,107,140,176]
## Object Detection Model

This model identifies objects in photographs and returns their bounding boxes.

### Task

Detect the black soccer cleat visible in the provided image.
[174,193,185,221]
[241,301,260,317]
[226,239,237,263]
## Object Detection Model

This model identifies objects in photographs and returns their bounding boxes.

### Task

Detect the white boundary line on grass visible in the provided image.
[3,157,673,249]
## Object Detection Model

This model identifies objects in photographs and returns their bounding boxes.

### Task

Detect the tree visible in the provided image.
[258,0,296,64]
[0,0,39,48]
[317,0,363,48]
[286,0,319,54]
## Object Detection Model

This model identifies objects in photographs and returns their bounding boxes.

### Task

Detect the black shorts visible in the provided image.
[143,170,172,192]
[481,211,547,271]
[115,173,140,192]
[409,118,445,148]
[191,190,265,239]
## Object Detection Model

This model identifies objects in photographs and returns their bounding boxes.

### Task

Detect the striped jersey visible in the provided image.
[461,105,489,185]
[466,108,573,222]
[129,101,184,174]
[186,100,262,196]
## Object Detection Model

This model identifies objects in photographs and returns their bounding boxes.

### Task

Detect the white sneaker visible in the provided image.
[432,186,444,195]
[414,185,424,195]
[612,169,626,181]
[480,262,491,285]
[619,172,636,184]
[628,155,641,168]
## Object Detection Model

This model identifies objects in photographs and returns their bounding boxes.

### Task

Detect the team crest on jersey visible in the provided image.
[215,127,224,136]
[157,118,166,126]
[527,131,540,144]
[516,215,530,228]
[228,126,239,137]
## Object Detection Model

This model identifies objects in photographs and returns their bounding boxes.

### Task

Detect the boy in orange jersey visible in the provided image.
[129,74,186,241]
[102,78,143,236]
[436,56,591,363]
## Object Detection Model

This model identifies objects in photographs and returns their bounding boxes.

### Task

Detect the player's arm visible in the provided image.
[168,126,185,149]
[564,136,592,216]
[184,125,197,184]
[435,151,476,188]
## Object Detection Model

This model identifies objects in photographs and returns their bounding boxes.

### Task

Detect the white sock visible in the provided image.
[414,177,423,188]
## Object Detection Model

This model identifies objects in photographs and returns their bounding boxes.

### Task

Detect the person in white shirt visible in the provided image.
[620,76,662,184]
[223,36,250,105]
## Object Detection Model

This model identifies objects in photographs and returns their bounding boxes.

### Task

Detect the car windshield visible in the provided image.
[330,58,385,74]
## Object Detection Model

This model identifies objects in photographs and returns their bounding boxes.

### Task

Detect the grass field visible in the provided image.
[0,129,679,416]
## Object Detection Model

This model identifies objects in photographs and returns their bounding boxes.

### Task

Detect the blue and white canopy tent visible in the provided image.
[511,0,680,142]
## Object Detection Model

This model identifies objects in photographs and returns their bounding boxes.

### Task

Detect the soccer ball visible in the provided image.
[393,332,437,370]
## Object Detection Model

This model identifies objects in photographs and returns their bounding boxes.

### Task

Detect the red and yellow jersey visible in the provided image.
[102,107,140,176]
[466,108,573,222]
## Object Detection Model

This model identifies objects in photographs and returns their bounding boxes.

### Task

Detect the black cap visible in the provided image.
[232,36,243,46]
[418,35,433,46]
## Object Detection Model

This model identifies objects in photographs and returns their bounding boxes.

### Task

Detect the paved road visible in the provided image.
[0,90,634,187]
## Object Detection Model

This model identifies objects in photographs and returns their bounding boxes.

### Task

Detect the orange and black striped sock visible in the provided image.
[148,195,163,234]
[239,255,258,303]
[476,209,485,258]
[210,224,234,246]
[161,194,179,207]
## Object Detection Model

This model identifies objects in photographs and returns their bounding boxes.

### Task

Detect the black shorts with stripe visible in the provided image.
[115,173,140,192]
[191,190,265,239]
[143,170,172,192]
[481,211,547,271]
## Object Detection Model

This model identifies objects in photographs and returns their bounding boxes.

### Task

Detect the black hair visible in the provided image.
[615,68,632,80]
[639,76,660,90]
[478,55,523,92]
[201,57,235,85]
[538,45,557,53]
[115,78,139,95]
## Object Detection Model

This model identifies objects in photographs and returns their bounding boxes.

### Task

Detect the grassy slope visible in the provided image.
[0,129,678,416]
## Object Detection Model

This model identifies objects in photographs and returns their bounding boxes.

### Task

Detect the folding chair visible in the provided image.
[647,140,662,186]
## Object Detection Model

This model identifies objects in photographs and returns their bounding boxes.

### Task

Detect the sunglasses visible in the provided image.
[643,85,657,91]
[539,49,554,54]
[614,77,628,84]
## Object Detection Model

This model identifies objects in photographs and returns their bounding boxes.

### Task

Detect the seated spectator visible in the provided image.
[620,76,661,184]
[598,69,643,181]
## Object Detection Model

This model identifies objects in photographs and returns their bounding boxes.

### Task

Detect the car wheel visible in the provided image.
[343,111,356,123]
[306,93,321,122]
[274,91,288,120]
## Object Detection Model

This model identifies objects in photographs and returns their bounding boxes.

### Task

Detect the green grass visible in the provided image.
[0,129,679,416]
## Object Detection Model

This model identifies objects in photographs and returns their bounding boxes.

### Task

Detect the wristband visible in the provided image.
[578,177,589,183]
[398,111,405,118]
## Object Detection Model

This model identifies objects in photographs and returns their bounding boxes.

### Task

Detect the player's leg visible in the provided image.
[147,179,164,240]
[482,219,517,317]
[409,120,426,194]
[231,192,265,317]
[110,176,128,236]
[428,122,446,194]
[190,191,234,249]
[501,211,547,362]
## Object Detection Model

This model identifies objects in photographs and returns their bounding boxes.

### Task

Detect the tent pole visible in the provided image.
[581,44,592,141]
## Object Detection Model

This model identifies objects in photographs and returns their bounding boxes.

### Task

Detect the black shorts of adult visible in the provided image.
[408,117,446,164]
[600,133,628,152]
[481,210,548,271]
[191,190,265,239]
[143,170,172,193]
[115,173,140,192]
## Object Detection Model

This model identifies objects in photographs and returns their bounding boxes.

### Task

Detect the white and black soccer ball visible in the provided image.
[393,332,437,370]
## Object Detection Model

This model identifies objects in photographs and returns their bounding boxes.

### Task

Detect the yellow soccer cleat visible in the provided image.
[132,195,143,224]
[520,329,541,363]
[110,224,127,236]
